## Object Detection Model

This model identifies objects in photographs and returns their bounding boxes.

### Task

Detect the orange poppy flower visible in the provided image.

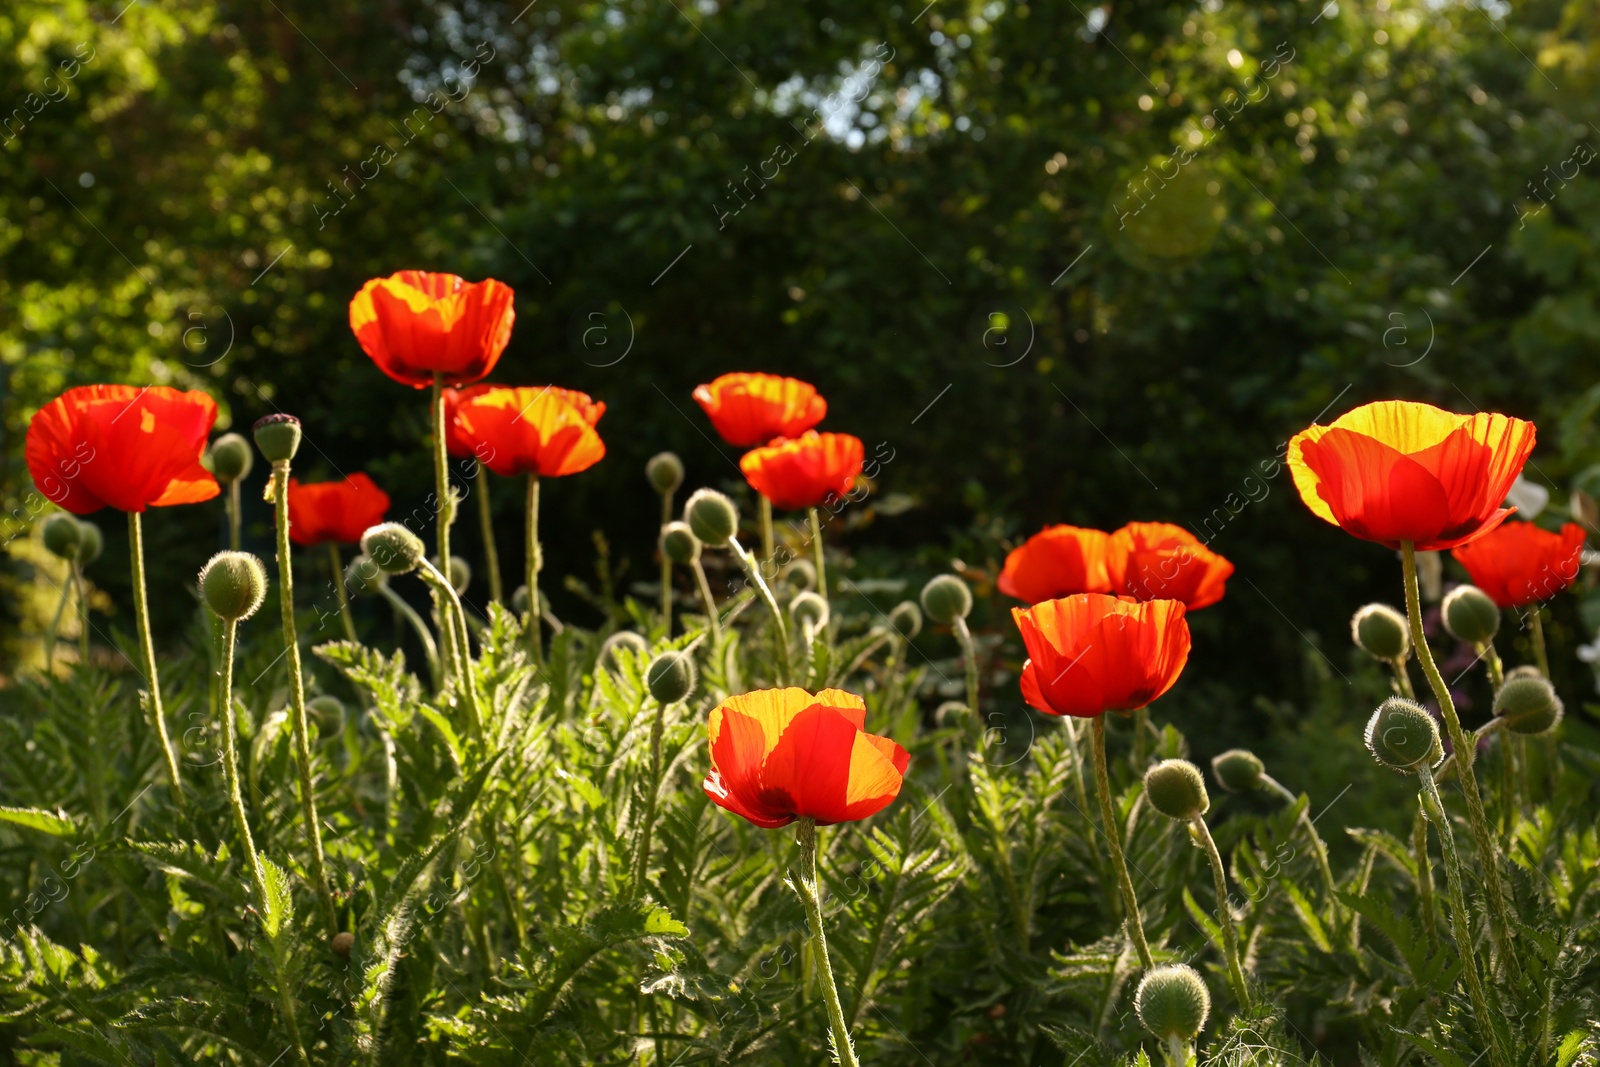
[453,386,606,478]
[442,384,496,458]
[1288,400,1536,551]
[1106,521,1234,610]
[25,385,219,514]
[1450,521,1586,608]
[704,687,909,828]
[287,473,391,546]
[997,524,1115,603]
[348,271,516,388]
[738,431,864,510]
[1012,594,1190,718]
[692,372,827,448]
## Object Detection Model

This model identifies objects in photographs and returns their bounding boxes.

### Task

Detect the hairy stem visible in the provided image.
[659,490,674,632]
[691,558,721,645]
[759,495,775,566]
[632,697,669,896]
[228,478,242,552]
[328,542,357,643]
[477,468,503,606]
[526,473,543,667]
[1091,715,1152,968]
[793,819,860,1067]
[74,562,89,663]
[381,584,440,688]
[951,615,981,719]
[730,535,791,685]
[1413,804,1436,951]
[1259,773,1338,907]
[809,507,828,608]
[421,560,484,743]
[129,512,183,805]
[1191,815,1250,1007]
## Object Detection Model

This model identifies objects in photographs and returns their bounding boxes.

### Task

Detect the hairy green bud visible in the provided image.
[199,551,268,622]
[684,489,739,547]
[789,591,830,630]
[1351,603,1409,661]
[599,630,649,671]
[646,452,685,495]
[1441,585,1500,645]
[1364,697,1443,774]
[75,520,103,566]
[1144,759,1210,820]
[1494,675,1563,735]
[209,432,254,484]
[362,523,425,575]
[888,600,923,639]
[646,650,697,704]
[1135,964,1210,1041]
[41,513,81,560]
[920,574,972,624]
[1210,748,1264,793]
[251,413,302,464]
[660,521,701,565]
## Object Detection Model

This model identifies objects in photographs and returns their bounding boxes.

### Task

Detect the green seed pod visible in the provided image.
[1135,964,1211,1041]
[920,574,972,624]
[1364,697,1443,774]
[789,591,829,630]
[209,432,255,484]
[599,630,648,671]
[660,521,701,565]
[646,649,697,704]
[1351,603,1410,661]
[888,600,923,639]
[252,413,302,464]
[1494,675,1563,735]
[331,931,355,958]
[646,452,685,495]
[1144,759,1210,820]
[75,520,103,566]
[684,488,739,547]
[1210,748,1265,793]
[362,523,425,575]
[430,555,471,594]
[1441,585,1500,645]
[41,513,81,560]
[308,694,346,736]
[344,554,386,597]
[199,551,268,622]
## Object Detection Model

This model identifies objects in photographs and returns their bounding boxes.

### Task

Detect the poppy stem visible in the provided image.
[228,478,242,552]
[1388,656,1416,699]
[217,616,270,907]
[808,507,828,609]
[1189,814,1250,1008]
[691,558,721,646]
[1132,708,1150,769]
[1413,803,1437,950]
[660,488,675,633]
[328,543,358,643]
[632,696,669,896]
[269,461,339,937]
[421,559,485,743]
[128,511,184,806]
[74,561,89,664]
[431,374,455,584]
[1090,715,1152,969]
[1417,764,1509,1067]
[476,467,503,607]
[1401,540,1516,976]
[1478,640,1505,692]
[951,615,980,719]
[759,495,775,566]
[526,473,543,667]
[1257,773,1338,908]
[730,535,792,685]
[1527,606,1550,676]
[45,574,71,673]
[793,818,860,1067]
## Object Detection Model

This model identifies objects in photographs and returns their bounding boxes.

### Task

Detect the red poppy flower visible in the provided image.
[286,473,391,546]
[348,271,516,388]
[693,372,827,448]
[1288,400,1536,551]
[738,431,864,510]
[1450,521,1586,609]
[998,524,1114,603]
[453,386,606,478]
[1012,594,1191,718]
[442,384,498,459]
[1105,521,1234,610]
[704,687,909,828]
[25,385,219,514]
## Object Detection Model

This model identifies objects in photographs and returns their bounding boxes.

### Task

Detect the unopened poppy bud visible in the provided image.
[209,432,254,484]
[889,600,923,639]
[920,574,972,624]
[599,630,648,671]
[1144,759,1210,820]
[1211,748,1264,793]
[308,695,346,736]
[41,513,81,560]
[684,489,739,547]
[511,585,530,614]
[76,521,103,566]
[1494,675,1563,735]
[200,551,268,622]
[646,452,685,495]
[1365,697,1443,774]
[431,555,471,595]
[362,523,425,575]
[1135,964,1210,1041]
[790,591,829,630]
[660,521,701,565]
[345,555,386,597]
[252,413,302,464]
[1441,585,1500,645]
[331,931,355,958]
[1351,603,1409,661]
[646,650,696,703]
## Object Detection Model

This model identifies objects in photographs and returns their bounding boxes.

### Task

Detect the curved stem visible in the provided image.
[328,543,357,643]
[270,463,338,936]
[1413,804,1436,950]
[421,560,485,743]
[431,374,453,584]
[382,584,440,687]
[476,469,503,606]
[1388,656,1416,699]
[526,473,543,667]
[1529,607,1550,677]
[1479,640,1505,692]
[729,535,791,685]
[1091,716,1152,968]
[951,615,981,718]
[1401,540,1515,973]
[759,495,775,567]
[128,512,183,805]
[808,507,828,608]
[632,697,668,896]
[793,819,860,1067]
[691,558,721,645]
[660,491,674,632]
[1191,815,1250,1008]
[1417,766,1509,1067]
[227,478,242,552]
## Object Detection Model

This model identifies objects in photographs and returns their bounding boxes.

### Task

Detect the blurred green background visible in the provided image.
[4,0,1600,771]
